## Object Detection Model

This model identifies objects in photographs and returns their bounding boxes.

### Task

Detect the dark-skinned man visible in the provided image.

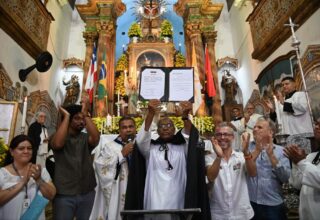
[125,99,211,220]
[51,96,100,220]
[90,116,137,220]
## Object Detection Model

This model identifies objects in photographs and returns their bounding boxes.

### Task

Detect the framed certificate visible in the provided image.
[139,67,194,102]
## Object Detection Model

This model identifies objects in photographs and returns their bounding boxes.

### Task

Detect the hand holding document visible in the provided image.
[139,67,194,102]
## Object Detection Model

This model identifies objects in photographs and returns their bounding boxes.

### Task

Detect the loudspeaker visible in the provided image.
[19,51,53,82]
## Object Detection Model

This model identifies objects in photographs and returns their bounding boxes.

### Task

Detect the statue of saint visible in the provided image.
[221,70,238,104]
[63,75,80,106]
[125,76,138,115]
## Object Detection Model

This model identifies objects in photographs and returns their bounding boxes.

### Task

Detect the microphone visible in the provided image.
[127,134,135,143]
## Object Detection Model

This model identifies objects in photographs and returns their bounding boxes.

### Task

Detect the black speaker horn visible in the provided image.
[19,51,53,82]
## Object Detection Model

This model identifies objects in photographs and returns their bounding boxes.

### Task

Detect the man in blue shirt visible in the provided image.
[247,117,290,220]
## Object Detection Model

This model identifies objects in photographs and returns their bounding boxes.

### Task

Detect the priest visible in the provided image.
[124,99,211,220]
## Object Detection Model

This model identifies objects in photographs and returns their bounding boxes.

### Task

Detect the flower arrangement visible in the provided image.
[115,73,126,97]
[92,116,214,135]
[174,52,186,67]
[116,54,128,72]
[128,22,143,38]
[160,20,173,38]
[0,138,9,167]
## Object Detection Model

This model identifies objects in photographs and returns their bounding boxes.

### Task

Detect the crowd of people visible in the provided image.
[0,77,319,220]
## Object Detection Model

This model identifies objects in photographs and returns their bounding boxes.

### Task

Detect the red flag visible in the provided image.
[85,42,98,103]
[205,46,216,97]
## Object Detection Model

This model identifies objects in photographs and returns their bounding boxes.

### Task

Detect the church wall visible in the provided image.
[259,9,320,71]
[215,1,259,106]
[225,3,320,106]
[0,1,74,136]
[45,1,74,100]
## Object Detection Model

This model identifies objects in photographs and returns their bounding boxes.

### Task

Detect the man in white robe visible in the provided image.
[90,117,136,220]
[241,103,263,141]
[230,107,245,151]
[284,117,320,220]
[125,100,211,220]
[269,77,313,135]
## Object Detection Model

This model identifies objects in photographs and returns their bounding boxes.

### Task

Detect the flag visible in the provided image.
[98,50,107,100]
[85,42,98,103]
[205,45,216,97]
[192,43,203,115]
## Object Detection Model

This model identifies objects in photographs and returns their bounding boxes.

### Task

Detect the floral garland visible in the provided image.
[0,138,9,167]
[92,116,214,135]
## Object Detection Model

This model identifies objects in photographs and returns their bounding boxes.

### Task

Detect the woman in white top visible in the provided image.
[0,135,56,220]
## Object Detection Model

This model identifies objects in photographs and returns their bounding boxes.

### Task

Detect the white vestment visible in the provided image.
[136,127,189,219]
[241,113,263,141]
[289,152,320,220]
[36,127,49,168]
[281,91,313,135]
[230,119,245,151]
[90,138,129,220]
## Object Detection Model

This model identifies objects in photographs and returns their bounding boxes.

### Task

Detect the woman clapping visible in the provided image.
[0,135,56,220]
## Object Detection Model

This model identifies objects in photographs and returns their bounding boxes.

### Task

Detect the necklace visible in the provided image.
[12,163,28,199]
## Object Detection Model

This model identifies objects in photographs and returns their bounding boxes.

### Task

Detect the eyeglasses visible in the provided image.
[158,123,174,129]
[214,133,233,138]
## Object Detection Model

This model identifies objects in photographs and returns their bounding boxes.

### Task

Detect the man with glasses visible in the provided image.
[247,117,290,220]
[125,99,211,220]
[205,122,256,219]
[28,111,49,167]
[284,118,320,220]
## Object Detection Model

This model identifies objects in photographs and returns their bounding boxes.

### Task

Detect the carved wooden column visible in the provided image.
[82,31,98,95]
[96,20,115,116]
[203,31,222,124]
[77,1,126,116]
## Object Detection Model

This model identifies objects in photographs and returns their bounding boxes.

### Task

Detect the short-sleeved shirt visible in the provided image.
[205,150,254,220]
[0,167,51,220]
[53,132,96,195]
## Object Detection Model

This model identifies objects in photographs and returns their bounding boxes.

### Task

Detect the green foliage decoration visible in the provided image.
[116,54,128,72]
[128,22,143,38]
[0,138,9,167]
[160,20,173,38]
[174,52,186,67]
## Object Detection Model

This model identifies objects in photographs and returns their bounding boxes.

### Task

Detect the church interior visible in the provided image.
[1,1,320,219]
[0,0,320,141]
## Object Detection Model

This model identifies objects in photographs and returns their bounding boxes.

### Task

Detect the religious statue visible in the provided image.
[125,76,138,115]
[63,75,80,106]
[221,70,238,104]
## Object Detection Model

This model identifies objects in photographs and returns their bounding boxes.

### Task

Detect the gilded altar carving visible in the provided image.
[247,0,320,61]
[0,0,54,59]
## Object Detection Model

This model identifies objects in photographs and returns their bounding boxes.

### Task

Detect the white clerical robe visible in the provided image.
[36,127,49,168]
[289,152,320,220]
[136,127,189,214]
[241,113,263,141]
[281,91,313,135]
[90,138,129,220]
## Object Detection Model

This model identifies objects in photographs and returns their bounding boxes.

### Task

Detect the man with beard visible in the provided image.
[284,117,320,220]
[51,97,100,220]
[125,99,210,220]
[90,116,136,220]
